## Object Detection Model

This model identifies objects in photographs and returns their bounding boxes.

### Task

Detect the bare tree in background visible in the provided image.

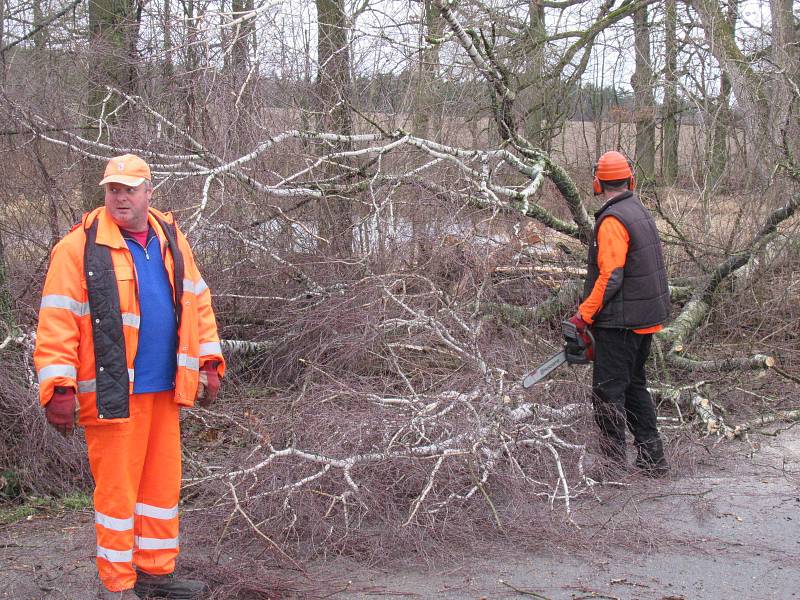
[82,0,143,211]
[0,232,14,336]
[770,0,800,160]
[704,0,737,190]
[661,0,680,185]
[411,0,444,140]
[632,4,655,183]
[521,0,551,150]
[0,0,5,59]
[315,0,354,257]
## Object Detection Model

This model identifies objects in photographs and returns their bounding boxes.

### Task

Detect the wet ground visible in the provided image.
[1,426,798,600]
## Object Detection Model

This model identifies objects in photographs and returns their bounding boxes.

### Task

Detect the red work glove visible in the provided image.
[197,361,220,407]
[45,387,77,436]
[568,311,589,333]
[568,312,594,362]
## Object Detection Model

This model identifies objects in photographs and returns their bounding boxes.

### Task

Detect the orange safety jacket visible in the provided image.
[34,206,225,424]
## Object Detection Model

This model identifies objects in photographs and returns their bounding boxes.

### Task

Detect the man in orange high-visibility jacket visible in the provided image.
[570,151,670,479]
[34,154,225,599]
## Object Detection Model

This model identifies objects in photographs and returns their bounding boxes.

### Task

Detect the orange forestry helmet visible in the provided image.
[592,151,635,195]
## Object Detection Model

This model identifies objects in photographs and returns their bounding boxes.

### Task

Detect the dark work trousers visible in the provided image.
[591,327,666,468]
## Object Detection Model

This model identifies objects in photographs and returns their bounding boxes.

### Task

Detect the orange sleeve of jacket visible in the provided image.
[176,227,226,378]
[579,216,662,334]
[579,216,628,324]
[34,234,85,406]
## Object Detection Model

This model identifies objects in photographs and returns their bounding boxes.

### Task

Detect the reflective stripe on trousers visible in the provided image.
[85,390,181,592]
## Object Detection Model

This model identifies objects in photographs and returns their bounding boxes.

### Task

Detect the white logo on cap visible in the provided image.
[117,161,126,171]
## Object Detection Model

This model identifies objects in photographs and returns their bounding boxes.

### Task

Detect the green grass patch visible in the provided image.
[0,505,37,525]
[0,492,92,525]
[60,492,92,510]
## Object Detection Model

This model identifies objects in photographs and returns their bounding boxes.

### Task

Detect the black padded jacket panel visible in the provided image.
[583,191,670,329]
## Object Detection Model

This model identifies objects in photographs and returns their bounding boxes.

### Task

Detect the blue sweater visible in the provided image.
[123,229,178,393]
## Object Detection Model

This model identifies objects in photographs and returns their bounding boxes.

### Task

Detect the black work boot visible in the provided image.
[133,572,209,599]
[635,439,669,478]
[97,582,139,599]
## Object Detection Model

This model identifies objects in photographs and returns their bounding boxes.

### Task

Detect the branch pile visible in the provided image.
[184,272,597,558]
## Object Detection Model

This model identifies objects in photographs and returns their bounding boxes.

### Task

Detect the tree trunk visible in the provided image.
[0,231,15,335]
[770,0,800,161]
[82,0,141,212]
[411,0,443,264]
[632,6,655,185]
[522,0,548,150]
[163,0,173,78]
[0,0,4,85]
[591,84,605,160]
[661,0,679,185]
[32,0,47,48]
[316,0,354,257]
[183,0,199,132]
[707,71,732,189]
[411,0,444,264]
[691,0,773,179]
[411,0,443,140]
[229,0,255,137]
[231,0,255,76]
[706,0,737,189]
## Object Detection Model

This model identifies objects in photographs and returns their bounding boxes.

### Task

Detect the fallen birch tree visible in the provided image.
[0,0,798,562]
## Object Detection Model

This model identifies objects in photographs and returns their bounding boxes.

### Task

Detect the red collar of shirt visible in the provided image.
[120,226,152,248]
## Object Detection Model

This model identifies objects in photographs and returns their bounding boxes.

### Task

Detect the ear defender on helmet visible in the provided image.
[593,151,635,194]
[592,163,603,195]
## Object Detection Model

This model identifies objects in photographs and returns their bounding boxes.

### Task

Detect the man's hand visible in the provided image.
[568,312,594,362]
[568,311,589,333]
[45,387,76,436]
[197,361,220,408]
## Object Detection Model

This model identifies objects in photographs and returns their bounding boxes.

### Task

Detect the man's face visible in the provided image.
[104,182,152,231]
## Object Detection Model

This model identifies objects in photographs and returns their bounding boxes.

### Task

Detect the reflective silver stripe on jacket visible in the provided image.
[177,354,199,371]
[199,341,221,356]
[77,379,95,393]
[40,295,89,317]
[121,313,141,329]
[43,296,140,329]
[183,278,208,295]
[77,369,134,394]
[95,511,133,531]
[135,536,179,550]
[96,545,133,563]
[134,502,179,520]
[37,364,77,383]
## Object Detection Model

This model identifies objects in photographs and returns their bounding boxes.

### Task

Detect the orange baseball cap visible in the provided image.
[98,154,151,187]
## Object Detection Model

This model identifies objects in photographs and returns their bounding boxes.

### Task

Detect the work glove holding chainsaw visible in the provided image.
[45,386,77,436]
[196,361,220,407]
[568,312,595,362]
[568,311,589,333]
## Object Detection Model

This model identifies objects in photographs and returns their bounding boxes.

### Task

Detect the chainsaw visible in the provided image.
[521,320,594,388]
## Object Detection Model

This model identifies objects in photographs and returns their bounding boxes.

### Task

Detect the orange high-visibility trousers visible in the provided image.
[84,391,182,592]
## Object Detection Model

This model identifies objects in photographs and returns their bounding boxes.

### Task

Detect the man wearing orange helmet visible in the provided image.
[569,150,670,478]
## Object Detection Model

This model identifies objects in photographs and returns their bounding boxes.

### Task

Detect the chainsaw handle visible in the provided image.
[562,319,594,349]
[583,327,594,349]
[582,327,595,362]
[562,319,595,364]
